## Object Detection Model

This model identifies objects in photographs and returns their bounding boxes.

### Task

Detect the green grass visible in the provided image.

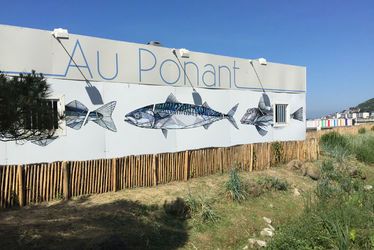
[225,167,248,202]
[268,132,374,250]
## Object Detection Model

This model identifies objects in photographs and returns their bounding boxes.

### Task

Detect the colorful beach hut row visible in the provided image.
[307,118,354,130]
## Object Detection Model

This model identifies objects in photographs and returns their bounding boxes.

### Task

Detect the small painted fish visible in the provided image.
[240,93,303,136]
[125,93,238,136]
[65,100,117,132]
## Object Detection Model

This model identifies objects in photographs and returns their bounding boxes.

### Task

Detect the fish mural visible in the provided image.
[124,93,239,136]
[240,93,303,136]
[65,100,117,132]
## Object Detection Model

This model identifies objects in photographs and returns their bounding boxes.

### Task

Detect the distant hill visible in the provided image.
[356,98,374,112]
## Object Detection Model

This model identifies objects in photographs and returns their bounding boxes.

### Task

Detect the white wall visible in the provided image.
[0,25,307,165]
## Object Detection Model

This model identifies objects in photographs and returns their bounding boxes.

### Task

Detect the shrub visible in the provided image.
[225,168,247,202]
[348,134,374,164]
[257,176,289,191]
[320,132,349,149]
[358,127,366,134]
[270,160,374,249]
[163,197,190,219]
[320,132,351,162]
[371,125,374,131]
[272,141,284,164]
[185,193,219,223]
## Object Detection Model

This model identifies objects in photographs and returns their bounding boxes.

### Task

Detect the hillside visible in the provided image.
[356,98,374,112]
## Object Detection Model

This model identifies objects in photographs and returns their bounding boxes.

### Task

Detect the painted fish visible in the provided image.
[240,93,303,136]
[124,93,239,136]
[65,100,117,132]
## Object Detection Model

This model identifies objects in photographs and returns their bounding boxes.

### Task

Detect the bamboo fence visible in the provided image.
[0,138,321,209]
[2,124,371,209]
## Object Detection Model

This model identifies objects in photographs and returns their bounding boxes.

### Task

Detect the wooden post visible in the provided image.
[152,154,157,186]
[249,144,253,172]
[184,150,189,181]
[17,165,25,207]
[112,158,117,192]
[62,161,70,201]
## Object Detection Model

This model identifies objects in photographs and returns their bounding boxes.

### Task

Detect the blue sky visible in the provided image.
[0,0,373,118]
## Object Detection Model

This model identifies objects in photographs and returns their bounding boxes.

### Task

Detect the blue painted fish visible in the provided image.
[124,93,238,136]
[240,93,303,136]
[65,100,117,132]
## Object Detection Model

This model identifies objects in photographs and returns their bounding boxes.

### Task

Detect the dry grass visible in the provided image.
[0,164,322,250]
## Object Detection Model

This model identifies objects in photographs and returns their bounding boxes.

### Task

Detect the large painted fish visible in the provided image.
[240,93,303,136]
[65,100,117,132]
[124,93,239,136]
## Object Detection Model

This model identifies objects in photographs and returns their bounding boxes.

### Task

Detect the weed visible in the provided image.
[56,192,64,200]
[358,127,366,134]
[257,176,289,191]
[320,132,349,149]
[185,192,219,223]
[163,197,190,219]
[272,141,284,164]
[225,168,247,202]
[269,158,374,249]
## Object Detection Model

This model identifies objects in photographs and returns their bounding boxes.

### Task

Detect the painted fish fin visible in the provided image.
[258,93,272,113]
[94,101,116,117]
[67,118,85,130]
[65,100,88,130]
[227,103,239,129]
[165,93,179,103]
[255,125,268,136]
[202,102,210,109]
[66,100,88,111]
[291,107,303,121]
[92,101,117,132]
[162,129,168,138]
[92,117,117,132]
[203,122,212,130]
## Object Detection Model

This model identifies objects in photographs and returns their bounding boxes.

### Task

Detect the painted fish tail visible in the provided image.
[92,101,117,132]
[226,103,239,129]
[291,107,303,121]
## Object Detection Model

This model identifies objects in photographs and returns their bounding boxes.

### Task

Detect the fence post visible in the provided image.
[112,158,117,192]
[17,165,25,207]
[152,154,157,186]
[62,161,70,201]
[184,150,189,181]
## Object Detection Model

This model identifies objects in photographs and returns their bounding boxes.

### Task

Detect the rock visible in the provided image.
[260,228,274,237]
[364,185,373,191]
[268,224,275,231]
[248,238,267,248]
[302,162,320,180]
[287,159,304,171]
[242,245,248,250]
[263,217,272,224]
[269,203,274,208]
[256,240,267,247]
[293,188,301,196]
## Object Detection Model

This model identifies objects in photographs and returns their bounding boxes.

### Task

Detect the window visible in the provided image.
[23,96,66,135]
[274,104,288,126]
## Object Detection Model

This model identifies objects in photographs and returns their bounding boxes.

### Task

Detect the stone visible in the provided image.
[364,185,373,191]
[242,245,248,250]
[269,203,274,208]
[260,228,274,237]
[293,188,301,196]
[287,159,303,171]
[268,224,275,231]
[263,217,272,224]
[302,162,320,180]
[256,240,267,247]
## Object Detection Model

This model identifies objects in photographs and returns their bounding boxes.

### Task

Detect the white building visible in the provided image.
[0,25,306,165]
